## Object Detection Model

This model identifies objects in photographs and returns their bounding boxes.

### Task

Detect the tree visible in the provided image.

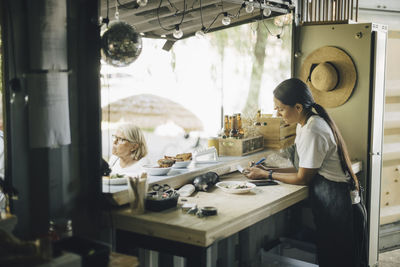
[242,23,268,114]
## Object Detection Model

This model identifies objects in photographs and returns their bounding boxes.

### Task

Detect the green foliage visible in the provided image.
[207,14,292,114]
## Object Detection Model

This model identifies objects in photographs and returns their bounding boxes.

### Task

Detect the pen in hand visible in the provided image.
[251,157,266,167]
[238,158,267,175]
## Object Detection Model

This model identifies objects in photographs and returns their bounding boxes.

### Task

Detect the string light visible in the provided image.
[263,6,272,17]
[196,0,206,38]
[117,0,148,9]
[245,5,254,13]
[221,12,231,26]
[173,25,183,39]
[153,0,289,41]
[195,27,207,38]
[137,0,148,7]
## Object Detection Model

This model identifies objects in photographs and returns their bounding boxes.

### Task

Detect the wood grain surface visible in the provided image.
[112,172,308,247]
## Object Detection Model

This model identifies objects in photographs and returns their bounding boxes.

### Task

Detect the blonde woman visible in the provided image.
[109,124,148,177]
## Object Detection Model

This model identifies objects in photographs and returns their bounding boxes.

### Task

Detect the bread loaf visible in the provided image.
[157,158,175,168]
[176,153,192,161]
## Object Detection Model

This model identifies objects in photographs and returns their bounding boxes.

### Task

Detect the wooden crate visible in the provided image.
[256,116,296,149]
[219,135,264,156]
[263,135,296,150]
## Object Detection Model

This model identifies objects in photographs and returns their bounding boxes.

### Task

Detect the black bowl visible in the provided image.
[145,192,179,212]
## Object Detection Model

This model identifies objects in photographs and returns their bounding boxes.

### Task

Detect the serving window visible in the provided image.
[101,16,292,164]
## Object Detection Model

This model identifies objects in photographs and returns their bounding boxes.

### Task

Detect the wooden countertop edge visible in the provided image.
[113,211,208,247]
[113,186,308,247]
[200,186,308,246]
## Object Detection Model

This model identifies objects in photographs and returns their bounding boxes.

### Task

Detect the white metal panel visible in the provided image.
[359,10,400,31]
[380,30,400,229]
[368,27,387,265]
[385,80,400,97]
[381,163,400,225]
[359,0,400,12]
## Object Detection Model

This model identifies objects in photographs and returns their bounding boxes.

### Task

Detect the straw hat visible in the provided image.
[299,46,357,108]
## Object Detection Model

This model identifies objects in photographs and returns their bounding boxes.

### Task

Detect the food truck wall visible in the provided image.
[1,0,399,264]
[357,2,400,252]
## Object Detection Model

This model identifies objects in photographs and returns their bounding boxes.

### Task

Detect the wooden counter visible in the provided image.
[112,161,362,266]
[103,150,276,206]
[113,172,308,247]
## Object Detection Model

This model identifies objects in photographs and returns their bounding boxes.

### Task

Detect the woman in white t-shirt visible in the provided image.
[245,78,366,267]
[109,124,148,177]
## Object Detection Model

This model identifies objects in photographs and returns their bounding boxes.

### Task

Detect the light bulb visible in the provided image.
[245,4,254,13]
[195,27,206,38]
[263,7,272,17]
[137,0,148,7]
[221,14,231,26]
[173,26,183,39]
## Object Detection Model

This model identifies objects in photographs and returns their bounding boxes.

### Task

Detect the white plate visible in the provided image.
[143,165,171,176]
[173,160,191,168]
[102,177,127,185]
[216,181,256,194]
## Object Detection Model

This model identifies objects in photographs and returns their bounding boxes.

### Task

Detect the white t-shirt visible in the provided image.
[295,116,350,183]
[109,155,148,177]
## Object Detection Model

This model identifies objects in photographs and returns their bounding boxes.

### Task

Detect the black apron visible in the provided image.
[282,144,368,267]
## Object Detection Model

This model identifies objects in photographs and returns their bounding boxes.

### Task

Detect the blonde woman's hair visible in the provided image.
[119,124,148,160]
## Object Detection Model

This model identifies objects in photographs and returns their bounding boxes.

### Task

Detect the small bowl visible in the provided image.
[173,160,192,168]
[143,165,171,176]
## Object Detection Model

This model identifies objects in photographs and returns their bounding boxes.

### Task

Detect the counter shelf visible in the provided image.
[102,149,363,207]
[102,150,277,206]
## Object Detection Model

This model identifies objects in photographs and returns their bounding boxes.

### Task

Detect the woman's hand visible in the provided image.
[244,167,267,180]
[255,164,270,171]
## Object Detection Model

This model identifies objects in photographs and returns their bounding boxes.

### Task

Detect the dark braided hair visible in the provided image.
[273,78,359,190]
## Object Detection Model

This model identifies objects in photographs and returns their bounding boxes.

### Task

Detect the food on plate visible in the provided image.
[110,173,126,179]
[157,153,192,167]
[103,173,128,185]
[157,158,176,168]
[176,153,192,161]
[215,181,256,194]
[220,182,251,189]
